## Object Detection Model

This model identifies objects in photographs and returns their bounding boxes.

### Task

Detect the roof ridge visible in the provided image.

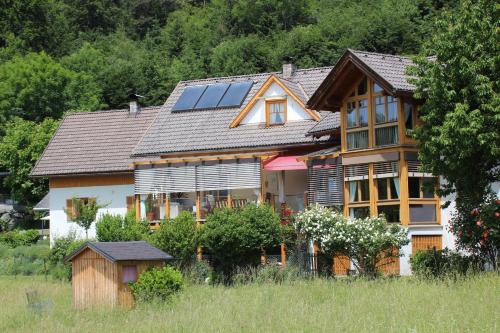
[64,105,163,117]
[348,49,413,61]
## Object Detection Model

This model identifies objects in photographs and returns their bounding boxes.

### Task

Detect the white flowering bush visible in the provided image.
[295,204,409,277]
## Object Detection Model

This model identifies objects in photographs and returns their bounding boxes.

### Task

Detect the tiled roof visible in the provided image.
[349,49,415,92]
[31,107,161,177]
[307,112,340,136]
[33,193,50,210]
[303,146,341,158]
[66,241,173,262]
[132,67,333,156]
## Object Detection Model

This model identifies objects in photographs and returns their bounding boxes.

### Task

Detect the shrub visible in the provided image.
[48,233,86,281]
[96,210,149,242]
[410,248,482,278]
[295,204,409,278]
[0,244,50,276]
[184,260,213,284]
[130,266,184,302]
[0,229,39,247]
[202,204,282,280]
[149,212,199,268]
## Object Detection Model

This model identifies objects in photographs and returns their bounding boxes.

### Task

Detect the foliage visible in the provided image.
[201,204,282,279]
[0,229,39,248]
[232,264,304,285]
[410,248,482,278]
[48,233,86,281]
[183,260,213,285]
[96,209,149,242]
[295,204,409,277]
[149,211,200,268]
[0,117,59,206]
[448,193,500,269]
[409,0,499,258]
[0,243,50,276]
[66,197,105,239]
[0,52,102,123]
[130,266,184,302]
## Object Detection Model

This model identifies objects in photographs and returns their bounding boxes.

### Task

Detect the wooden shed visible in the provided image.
[66,241,173,309]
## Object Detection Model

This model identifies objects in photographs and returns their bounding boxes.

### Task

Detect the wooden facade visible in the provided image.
[50,173,134,188]
[70,247,165,309]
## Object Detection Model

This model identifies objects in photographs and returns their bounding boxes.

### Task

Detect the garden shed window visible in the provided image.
[122,265,138,283]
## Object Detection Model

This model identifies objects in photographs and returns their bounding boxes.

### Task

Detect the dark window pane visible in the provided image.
[172,85,207,111]
[375,96,386,123]
[387,96,398,121]
[404,103,413,130]
[347,130,369,150]
[218,81,253,107]
[410,204,436,223]
[390,177,400,199]
[422,178,435,198]
[350,207,370,219]
[360,179,370,201]
[377,179,388,200]
[359,99,368,126]
[375,125,399,146]
[378,205,400,223]
[347,102,356,128]
[357,78,367,95]
[194,83,230,109]
[408,177,421,198]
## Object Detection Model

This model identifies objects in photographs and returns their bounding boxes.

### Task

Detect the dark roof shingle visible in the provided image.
[307,112,340,136]
[31,107,161,177]
[67,241,173,262]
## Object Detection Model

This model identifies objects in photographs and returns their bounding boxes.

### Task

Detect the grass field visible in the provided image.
[0,274,498,333]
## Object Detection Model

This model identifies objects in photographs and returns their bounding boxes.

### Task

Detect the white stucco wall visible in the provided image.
[240,82,312,125]
[49,184,134,243]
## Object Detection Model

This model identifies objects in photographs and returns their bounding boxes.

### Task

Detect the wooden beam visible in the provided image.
[400,156,409,225]
[165,193,170,219]
[135,194,140,221]
[281,244,286,267]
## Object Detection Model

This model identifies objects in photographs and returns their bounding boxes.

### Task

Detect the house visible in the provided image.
[66,241,173,308]
[32,49,457,275]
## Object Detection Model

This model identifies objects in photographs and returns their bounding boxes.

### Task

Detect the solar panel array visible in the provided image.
[172,81,253,112]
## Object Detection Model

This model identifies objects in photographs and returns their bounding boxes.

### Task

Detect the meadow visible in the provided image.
[0,274,498,333]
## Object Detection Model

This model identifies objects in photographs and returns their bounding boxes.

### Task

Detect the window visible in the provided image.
[266,99,286,126]
[377,177,400,200]
[140,194,165,221]
[408,177,435,198]
[122,265,138,283]
[404,102,415,131]
[373,93,399,146]
[346,99,369,150]
[377,205,400,223]
[410,204,437,224]
[66,197,95,220]
[169,192,197,219]
[348,180,370,203]
[349,207,370,219]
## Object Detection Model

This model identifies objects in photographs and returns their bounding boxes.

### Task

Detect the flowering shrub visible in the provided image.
[295,204,409,277]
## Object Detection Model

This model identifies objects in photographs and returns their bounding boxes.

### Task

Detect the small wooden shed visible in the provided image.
[66,241,173,309]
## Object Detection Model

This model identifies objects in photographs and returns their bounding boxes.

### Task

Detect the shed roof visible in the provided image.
[66,241,173,262]
[31,106,161,177]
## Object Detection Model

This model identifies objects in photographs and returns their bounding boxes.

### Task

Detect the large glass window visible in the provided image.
[169,192,196,219]
[349,207,370,219]
[140,194,165,221]
[404,102,415,131]
[410,204,437,224]
[348,180,370,203]
[373,92,399,146]
[377,177,400,200]
[408,177,435,198]
[199,190,228,221]
[345,77,370,151]
[377,205,400,223]
[375,126,399,146]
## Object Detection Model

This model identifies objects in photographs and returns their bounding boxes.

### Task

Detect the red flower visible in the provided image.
[471,208,480,216]
[476,220,482,227]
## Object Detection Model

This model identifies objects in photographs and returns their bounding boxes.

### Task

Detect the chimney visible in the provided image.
[282,63,296,79]
[129,94,143,115]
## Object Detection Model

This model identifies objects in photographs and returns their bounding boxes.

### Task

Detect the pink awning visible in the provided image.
[263,156,307,171]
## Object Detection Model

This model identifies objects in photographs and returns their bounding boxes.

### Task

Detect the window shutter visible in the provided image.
[66,199,74,220]
[126,196,134,212]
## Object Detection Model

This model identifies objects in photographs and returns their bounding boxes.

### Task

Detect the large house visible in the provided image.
[31,49,457,275]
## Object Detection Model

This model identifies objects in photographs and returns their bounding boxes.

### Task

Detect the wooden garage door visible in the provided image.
[412,235,442,254]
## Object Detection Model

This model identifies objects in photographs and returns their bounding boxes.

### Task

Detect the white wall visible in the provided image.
[49,184,134,243]
[240,82,312,125]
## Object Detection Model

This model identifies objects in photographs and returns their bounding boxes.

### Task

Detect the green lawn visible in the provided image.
[0,274,498,333]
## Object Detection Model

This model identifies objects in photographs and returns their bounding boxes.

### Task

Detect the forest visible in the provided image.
[0,0,458,206]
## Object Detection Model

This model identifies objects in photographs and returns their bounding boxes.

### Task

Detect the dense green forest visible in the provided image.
[0,0,458,206]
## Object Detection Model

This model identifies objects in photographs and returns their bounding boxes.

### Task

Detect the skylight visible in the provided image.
[172,81,253,112]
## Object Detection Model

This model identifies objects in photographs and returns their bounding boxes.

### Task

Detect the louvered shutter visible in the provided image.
[373,161,399,179]
[344,164,369,181]
[407,160,433,177]
[307,158,343,206]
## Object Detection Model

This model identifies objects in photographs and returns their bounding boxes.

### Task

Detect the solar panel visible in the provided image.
[171,85,207,111]
[217,81,253,108]
[194,83,230,109]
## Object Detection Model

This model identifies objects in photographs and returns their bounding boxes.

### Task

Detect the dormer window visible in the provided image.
[266,99,287,126]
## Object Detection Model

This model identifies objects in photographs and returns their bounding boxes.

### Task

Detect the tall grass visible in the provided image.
[0,274,498,333]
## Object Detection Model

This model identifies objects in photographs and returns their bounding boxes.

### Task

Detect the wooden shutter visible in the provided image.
[333,255,350,276]
[126,196,134,212]
[376,247,400,275]
[66,199,74,220]
[412,235,442,254]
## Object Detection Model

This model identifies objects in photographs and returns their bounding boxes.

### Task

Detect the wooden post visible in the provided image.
[259,158,265,205]
[368,163,377,217]
[280,243,286,266]
[135,194,140,221]
[227,190,232,208]
[165,193,170,219]
[400,155,410,225]
[196,191,202,261]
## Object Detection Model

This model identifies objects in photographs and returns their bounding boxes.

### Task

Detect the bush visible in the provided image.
[48,233,86,281]
[410,248,482,278]
[130,266,184,302]
[0,243,50,276]
[96,210,149,242]
[149,212,199,268]
[202,204,282,280]
[0,229,39,247]
[183,260,213,284]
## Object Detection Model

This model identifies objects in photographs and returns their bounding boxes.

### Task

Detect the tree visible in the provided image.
[0,52,102,124]
[66,197,104,239]
[0,117,59,206]
[201,204,282,280]
[95,209,150,242]
[149,211,200,268]
[295,204,409,278]
[409,0,499,263]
